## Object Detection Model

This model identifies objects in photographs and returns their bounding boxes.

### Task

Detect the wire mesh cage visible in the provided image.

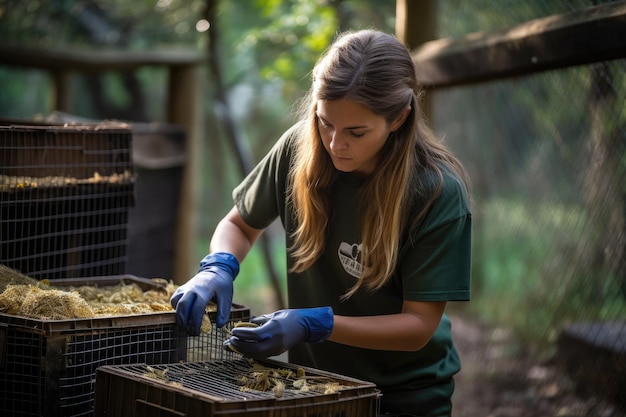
[0,124,134,280]
[0,310,182,417]
[0,275,250,417]
[94,359,381,417]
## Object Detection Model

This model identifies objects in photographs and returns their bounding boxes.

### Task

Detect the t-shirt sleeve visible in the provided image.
[399,171,472,302]
[231,125,296,229]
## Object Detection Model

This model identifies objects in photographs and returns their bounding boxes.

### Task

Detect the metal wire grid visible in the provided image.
[0,301,251,417]
[1,185,133,279]
[0,316,184,417]
[186,305,251,363]
[0,327,43,416]
[58,325,183,417]
[439,0,620,37]
[96,360,380,417]
[432,61,626,341]
[0,125,134,280]
[132,360,314,400]
[432,51,626,415]
[0,125,133,181]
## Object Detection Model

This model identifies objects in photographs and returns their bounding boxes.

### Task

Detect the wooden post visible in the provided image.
[396,0,437,121]
[51,69,73,112]
[167,63,202,284]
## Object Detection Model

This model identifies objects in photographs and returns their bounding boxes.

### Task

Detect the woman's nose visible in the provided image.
[330,132,347,151]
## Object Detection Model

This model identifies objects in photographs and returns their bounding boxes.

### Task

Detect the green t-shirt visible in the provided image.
[233,124,472,415]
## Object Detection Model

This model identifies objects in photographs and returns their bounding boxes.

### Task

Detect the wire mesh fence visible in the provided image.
[435,1,626,415]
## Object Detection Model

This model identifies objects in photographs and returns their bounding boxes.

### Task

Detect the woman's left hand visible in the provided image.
[224,307,334,358]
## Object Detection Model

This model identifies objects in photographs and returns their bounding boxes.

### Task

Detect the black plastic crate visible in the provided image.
[94,359,381,417]
[0,275,250,417]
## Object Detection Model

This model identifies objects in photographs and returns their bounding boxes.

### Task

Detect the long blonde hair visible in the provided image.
[288,30,469,298]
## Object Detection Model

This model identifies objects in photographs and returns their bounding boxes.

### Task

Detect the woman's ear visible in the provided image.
[390,106,411,132]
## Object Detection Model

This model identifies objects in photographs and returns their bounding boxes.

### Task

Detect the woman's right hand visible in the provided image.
[170,252,239,335]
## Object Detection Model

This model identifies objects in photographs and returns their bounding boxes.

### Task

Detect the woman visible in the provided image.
[171,29,472,417]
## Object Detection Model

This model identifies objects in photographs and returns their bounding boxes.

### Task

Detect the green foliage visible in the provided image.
[0,0,206,49]
[219,2,339,117]
[0,67,50,119]
[244,0,337,82]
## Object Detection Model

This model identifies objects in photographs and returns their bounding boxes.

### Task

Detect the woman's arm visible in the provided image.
[210,206,264,262]
[328,300,447,351]
[171,206,262,334]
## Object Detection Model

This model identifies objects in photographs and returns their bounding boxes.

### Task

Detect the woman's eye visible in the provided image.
[350,131,365,138]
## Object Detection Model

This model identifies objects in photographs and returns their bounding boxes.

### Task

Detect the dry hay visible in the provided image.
[0,264,41,292]
[0,284,30,315]
[0,281,178,320]
[0,170,134,191]
[0,266,216,332]
[70,280,176,316]
[237,360,348,397]
[0,264,176,320]
[20,286,94,320]
[0,264,218,331]
[0,284,94,320]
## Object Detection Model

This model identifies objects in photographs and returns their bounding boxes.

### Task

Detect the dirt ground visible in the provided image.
[449,314,625,417]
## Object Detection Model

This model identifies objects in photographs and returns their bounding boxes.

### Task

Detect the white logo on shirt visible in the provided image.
[338,242,363,278]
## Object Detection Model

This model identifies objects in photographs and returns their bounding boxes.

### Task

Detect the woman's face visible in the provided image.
[316,98,402,177]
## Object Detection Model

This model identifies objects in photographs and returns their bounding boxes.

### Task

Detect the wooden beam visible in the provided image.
[0,46,203,73]
[413,1,626,89]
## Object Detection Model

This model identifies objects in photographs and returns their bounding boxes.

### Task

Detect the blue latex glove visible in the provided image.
[170,252,239,335]
[224,307,334,358]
